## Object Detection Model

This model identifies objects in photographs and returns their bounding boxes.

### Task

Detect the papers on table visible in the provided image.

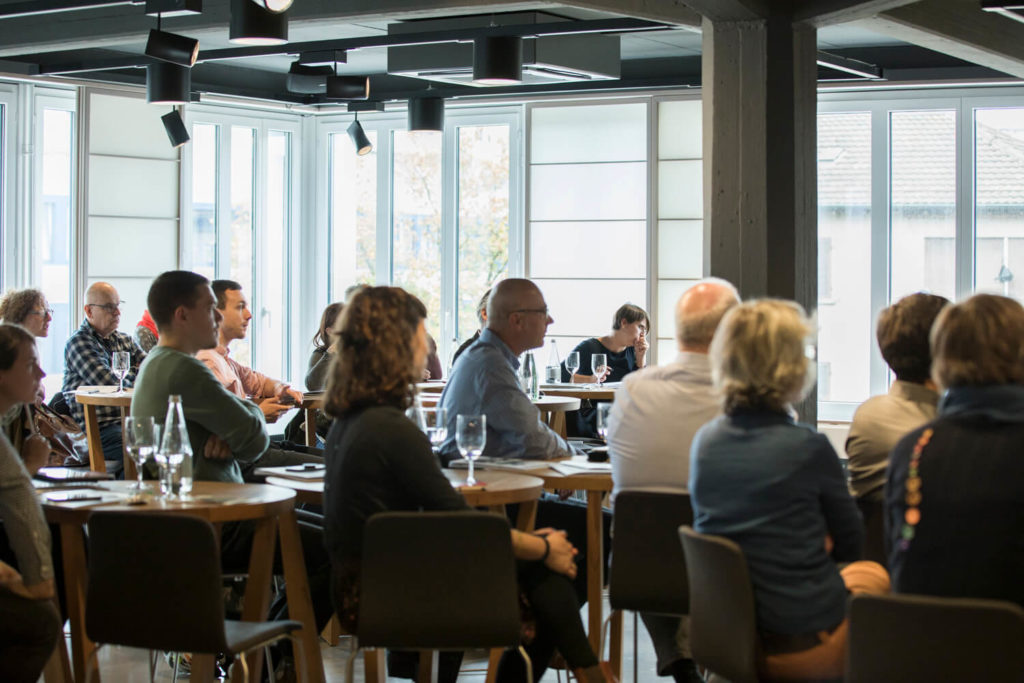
[253,464,326,480]
[447,457,550,472]
[35,467,114,482]
[550,455,612,476]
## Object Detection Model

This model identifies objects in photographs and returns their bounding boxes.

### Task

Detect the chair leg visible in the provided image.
[84,643,102,683]
[633,612,638,683]
[364,648,386,683]
[417,650,439,683]
[172,652,180,680]
[148,649,156,683]
[485,648,503,683]
[518,645,534,683]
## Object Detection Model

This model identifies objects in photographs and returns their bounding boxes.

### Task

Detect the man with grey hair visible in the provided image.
[607,276,739,683]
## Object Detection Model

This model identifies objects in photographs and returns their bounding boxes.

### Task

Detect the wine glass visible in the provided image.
[456,414,486,486]
[591,353,608,388]
[423,407,448,452]
[124,417,158,491]
[565,351,580,383]
[596,403,613,441]
[111,351,130,394]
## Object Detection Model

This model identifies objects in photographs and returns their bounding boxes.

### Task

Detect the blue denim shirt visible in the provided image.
[437,328,576,461]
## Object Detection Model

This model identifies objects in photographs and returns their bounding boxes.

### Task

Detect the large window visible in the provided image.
[974,107,1024,298]
[322,109,519,370]
[183,108,299,380]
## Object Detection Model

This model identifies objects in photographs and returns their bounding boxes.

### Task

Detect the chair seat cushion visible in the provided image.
[223,619,302,654]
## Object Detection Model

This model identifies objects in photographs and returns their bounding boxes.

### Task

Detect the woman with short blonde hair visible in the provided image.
[692,298,888,681]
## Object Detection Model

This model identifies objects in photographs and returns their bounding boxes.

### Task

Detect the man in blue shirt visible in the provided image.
[439,278,577,461]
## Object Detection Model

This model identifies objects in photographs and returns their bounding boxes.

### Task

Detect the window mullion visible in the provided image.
[955,98,974,300]
[378,127,392,285]
[440,121,459,368]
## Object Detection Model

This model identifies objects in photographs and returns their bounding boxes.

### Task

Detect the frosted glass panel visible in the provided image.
[531,162,646,222]
[88,217,177,276]
[534,278,646,338]
[659,100,702,160]
[658,160,703,219]
[657,279,699,338]
[531,103,647,164]
[89,93,178,160]
[530,221,645,278]
[88,156,178,218]
[659,220,703,279]
[656,338,678,366]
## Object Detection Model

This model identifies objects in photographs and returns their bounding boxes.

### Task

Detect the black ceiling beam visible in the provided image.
[816,50,882,79]
[38,17,672,74]
[0,0,137,19]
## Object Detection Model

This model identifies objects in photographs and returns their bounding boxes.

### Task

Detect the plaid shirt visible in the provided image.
[62,319,147,429]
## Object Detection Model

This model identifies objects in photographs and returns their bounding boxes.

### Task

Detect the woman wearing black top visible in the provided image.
[321,286,608,683]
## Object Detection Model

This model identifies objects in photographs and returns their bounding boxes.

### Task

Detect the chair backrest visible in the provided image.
[678,525,760,683]
[847,593,1024,682]
[357,511,521,650]
[86,511,228,654]
[856,496,887,568]
[609,491,692,614]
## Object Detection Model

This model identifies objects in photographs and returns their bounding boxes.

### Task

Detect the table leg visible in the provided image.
[364,649,386,683]
[278,507,326,683]
[238,518,277,683]
[42,595,72,683]
[60,523,94,683]
[120,407,136,481]
[191,654,216,681]
[417,650,438,683]
[304,408,317,448]
[485,648,503,683]
[515,499,538,532]
[551,411,567,439]
[586,491,603,658]
[609,610,623,679]
[82,406,105,473]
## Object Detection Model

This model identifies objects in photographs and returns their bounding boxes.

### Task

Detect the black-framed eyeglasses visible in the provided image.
[87,303,123,312]
[512,308,549,316]
[31,307,54,316]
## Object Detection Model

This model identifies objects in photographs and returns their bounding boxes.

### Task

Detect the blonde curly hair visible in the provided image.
[710,299,816,414]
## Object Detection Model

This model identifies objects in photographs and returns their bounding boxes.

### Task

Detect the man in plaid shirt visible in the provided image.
[61,282,146,471]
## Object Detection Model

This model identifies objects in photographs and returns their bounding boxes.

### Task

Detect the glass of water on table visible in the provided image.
[456,414,486,486]
[422,407,448,452]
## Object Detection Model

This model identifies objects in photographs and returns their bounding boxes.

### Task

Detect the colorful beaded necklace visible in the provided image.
[899,427,934,551]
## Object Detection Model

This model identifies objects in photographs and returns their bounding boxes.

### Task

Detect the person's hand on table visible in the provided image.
[537,528,578,579]
[22,433,51,475]
[275,385,304,405]
[204,434,233,460]
[259,397,290,423]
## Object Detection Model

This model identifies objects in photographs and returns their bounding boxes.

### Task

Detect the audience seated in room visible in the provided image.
[690,298,889,681]
[322,285,607,683]
[133,309,159,353]
[887,293,1024,609]
[61,282,145,473]
[845,292,947,501]
[607,277,738,683]
[196,280,303,425]
[0,323,61,683]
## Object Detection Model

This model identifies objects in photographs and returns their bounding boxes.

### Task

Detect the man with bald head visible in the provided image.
[606,277,739,683]
[62,282,146,470]
[438,278,575,460]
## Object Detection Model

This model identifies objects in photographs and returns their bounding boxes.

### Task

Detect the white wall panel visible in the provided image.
[88,155,179,218]
[530,162,647,222]
[88,93,179,160]
[658,220,703,279]
[531,103,647,164]
[534,277,646,337]
[87,217,177,276]
[530,221,645,278]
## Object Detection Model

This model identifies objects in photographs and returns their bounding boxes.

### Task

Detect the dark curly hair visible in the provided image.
[0,288,45,326]
[323,286,427,417]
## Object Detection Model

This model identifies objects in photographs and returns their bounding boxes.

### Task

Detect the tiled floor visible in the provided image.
[69,597,662,682]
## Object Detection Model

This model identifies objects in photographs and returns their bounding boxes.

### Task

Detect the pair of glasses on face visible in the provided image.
[87,303,123,313]
[512,308,549,316]
[31,308,54,317]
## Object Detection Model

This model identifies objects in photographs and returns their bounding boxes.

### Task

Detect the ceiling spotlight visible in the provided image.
[472,35,523,85]
[286,62,332,94]
[147,62,191,104]
[326,75,369,100]
[161,110,190,148]
[348,117,372,156]
[229,0,287,46]
[250,0,292,12]
[408,97,444,132]
[146,28,200,67]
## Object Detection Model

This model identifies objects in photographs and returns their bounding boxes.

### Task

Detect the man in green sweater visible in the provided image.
[131,270,320,482]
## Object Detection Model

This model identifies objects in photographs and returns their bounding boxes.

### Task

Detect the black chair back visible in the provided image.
[357,511,521,650]
[847,593,1024,682]
[86,512,228,654]
[856,497,887,568]
[678,525,760,683]
[609,491,692,615]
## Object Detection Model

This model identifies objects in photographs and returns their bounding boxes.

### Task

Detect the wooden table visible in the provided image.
[74,387,132,475]
[416,381,446,393]
[541,383,617,401]
[41,481,326,683]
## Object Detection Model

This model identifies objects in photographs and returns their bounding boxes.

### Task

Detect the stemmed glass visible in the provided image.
[456,414,486,486]
[591,353,608,388]
[565,351,580,383]
[111,351,130,393]
[596,403,613,441]
[124,417,158,491]
[423,407,448,452]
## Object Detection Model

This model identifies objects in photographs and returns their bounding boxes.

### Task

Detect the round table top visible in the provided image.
[265,469,544,508]
[416,381,446,393]
[39,480,296,525]
[74,386,133,406]
[541,384,616,401]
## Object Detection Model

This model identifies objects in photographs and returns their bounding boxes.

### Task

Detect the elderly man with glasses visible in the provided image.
[61,282,146,473]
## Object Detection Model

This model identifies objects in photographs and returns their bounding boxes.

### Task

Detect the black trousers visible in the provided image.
[0,589,61,683]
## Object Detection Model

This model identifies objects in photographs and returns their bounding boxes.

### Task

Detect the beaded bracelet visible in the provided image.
[899,427,933,551]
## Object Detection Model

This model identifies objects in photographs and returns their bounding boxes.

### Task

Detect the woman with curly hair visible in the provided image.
[322,286,607,683]
[0,289,52,339]
[690,299,888,681]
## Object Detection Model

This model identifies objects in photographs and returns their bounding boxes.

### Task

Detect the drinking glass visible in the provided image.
[565,351,580,383]
[111,351,130,393]
[456,414,486,486]
[591,353,609,388]
[124,417,158,491]
[596,403,613,441]
[423,407,448,451]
